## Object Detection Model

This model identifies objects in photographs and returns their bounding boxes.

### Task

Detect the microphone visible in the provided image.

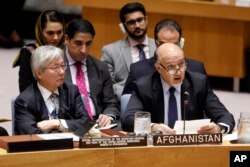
[183,91,189,134]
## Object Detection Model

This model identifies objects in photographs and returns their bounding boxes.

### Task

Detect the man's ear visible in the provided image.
[155,63,161,73]
[145,16,148,25]
[36,69,43,80]
[64,35,69,44]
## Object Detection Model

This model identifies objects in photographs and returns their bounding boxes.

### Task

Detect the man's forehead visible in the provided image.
[125,11,144,19]
[162,57,184,65]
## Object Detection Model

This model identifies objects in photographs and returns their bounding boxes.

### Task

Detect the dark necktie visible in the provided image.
[136,44,146,61]
[75,61,93,120]
[168,87,177,128]
[50,93,59,119]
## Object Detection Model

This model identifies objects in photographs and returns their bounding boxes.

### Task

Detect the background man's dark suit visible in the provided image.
[14,82,88,134]
[123,57,207,94]
[64,55,119,119]
[122,70,235,132]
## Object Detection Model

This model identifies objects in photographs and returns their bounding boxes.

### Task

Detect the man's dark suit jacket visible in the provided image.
[121,70,235,132]
[122,57,207,94]
[64,55,119,120]
[14,82,89,135]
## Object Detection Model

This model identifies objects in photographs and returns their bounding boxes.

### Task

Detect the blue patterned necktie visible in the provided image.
[50,93,59,119]
[168,87,177,128]
[136,44,146,61]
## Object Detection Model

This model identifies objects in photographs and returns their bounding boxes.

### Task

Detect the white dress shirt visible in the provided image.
[160,78,181,126]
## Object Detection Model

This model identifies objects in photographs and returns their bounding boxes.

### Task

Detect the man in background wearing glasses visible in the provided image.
[14,45,90,134]
[101,2,156,101]
[122,43,235,135]
[123,18,207,95]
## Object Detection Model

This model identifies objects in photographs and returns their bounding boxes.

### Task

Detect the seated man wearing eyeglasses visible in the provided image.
[122,43,235,134]
[14,45,90,134]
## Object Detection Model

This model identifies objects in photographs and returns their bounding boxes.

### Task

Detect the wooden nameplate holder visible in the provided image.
[0,135,73,153]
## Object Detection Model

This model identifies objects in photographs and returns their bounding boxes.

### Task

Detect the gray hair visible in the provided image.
[31,45,64,78]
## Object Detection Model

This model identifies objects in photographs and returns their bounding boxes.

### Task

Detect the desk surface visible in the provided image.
[0,138,249,167]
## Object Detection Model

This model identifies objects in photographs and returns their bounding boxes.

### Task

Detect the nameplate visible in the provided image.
[79,136,147,148]
[0,135,73,153]
[153,133,222,146]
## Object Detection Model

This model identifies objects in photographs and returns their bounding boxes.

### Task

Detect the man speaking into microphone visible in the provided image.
[14,45,90,135]
[122,43,235,134]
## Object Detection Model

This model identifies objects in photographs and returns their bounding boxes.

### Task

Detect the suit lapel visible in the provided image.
[152,73,165,123]
[86,57,95,94]
[181,75,191,120]
[33,83,50,120]
[122,39,133,71]
[148,39,156,57]
[64,52,73,83]
[58,85,68,118]
[86,57,98,111]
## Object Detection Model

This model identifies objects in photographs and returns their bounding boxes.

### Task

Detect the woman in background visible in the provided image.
[12,9,65,93]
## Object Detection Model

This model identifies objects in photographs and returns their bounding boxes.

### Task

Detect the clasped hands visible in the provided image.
[151,122,221,135]
[36,114,114,132]
[37,119,61,132]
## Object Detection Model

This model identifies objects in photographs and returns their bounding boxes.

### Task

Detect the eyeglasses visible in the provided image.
[160,60,187,75]
[125,17,145,26]
[44,64,67,72]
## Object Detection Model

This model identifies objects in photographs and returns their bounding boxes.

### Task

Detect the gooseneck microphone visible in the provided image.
[183,91,189,134]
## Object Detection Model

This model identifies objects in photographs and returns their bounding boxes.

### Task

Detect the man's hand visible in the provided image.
[37,120,60,132]
[152,123,176,135]
[197,122,221,134]
[97,114,113,127]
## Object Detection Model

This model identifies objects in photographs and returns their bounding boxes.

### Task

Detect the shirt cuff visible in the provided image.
[58,119,68,132]
[217,123,230,134]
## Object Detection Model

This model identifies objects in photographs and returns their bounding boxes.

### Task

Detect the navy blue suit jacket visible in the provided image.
[121,70,235,132]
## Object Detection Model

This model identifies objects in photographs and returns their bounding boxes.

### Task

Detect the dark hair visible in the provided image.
[66,19,95,39]
[35,9,65,47]
[154,18,182,42]
[154,50,158,62]
[119,2,146,23]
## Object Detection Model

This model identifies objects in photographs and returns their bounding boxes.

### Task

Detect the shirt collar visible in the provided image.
[160,77,181,94]
[37,82,59,101]
[128,35,149,48]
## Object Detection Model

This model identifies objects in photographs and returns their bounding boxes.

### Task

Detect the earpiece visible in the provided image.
[179,37,185,49]
[119,23,126,34]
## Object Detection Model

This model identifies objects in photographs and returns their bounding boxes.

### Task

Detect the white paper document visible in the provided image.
[94,123,117,130]
[174,119,211,134]
[37,133,80,142]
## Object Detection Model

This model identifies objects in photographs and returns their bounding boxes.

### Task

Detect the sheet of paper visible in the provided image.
[94,123,117,130]
[174,119,211,134]
[37,133,80,142]
[223,133,238,141]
